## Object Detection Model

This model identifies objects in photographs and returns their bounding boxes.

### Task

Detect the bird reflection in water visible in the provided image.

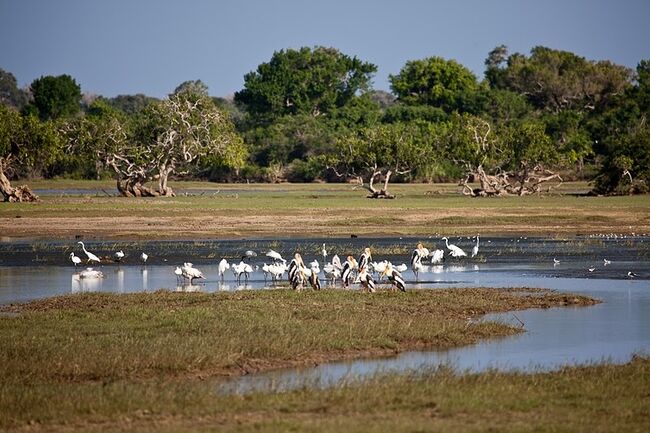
[175,283,202,292]
[71,269,104,293]
[141,268,148,291]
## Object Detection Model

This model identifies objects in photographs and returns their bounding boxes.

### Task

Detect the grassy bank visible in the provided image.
[1,181,649,239]
[0,288,599,430]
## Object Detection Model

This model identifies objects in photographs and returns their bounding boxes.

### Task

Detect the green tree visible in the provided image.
[594,125,650,194]
[172,80,209,97]
[389,56,480,113]
[330,121,440,198]
[28,74,82,120]
[0,68,29,110]
[235,46,377,123]
[107,94,159,115]
[501,46,632,113]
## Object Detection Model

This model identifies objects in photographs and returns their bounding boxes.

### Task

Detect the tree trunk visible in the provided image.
[0,159,39,202]
[362,170,395,199]
[157,166,175,197]
[460,165,562,197]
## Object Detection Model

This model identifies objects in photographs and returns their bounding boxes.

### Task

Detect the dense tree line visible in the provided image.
[1,45,648,200]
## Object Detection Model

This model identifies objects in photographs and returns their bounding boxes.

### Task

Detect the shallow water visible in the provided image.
[1,236,649,394]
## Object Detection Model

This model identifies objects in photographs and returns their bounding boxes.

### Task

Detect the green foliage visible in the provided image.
[28,74,82,120]
[389,56,479,113]
[499,46,632,113]
[106,94,159,115]
[235,46,377,123]
[0,68,29,110]
[172,79,209,97]
[594,125,650,194]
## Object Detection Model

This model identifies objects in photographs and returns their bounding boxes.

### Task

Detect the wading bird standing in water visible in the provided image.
[77,241,101,264]
[69,252,82,266]
[341,256,358,288]
[382,262,406,292]
[442,237,467,258]
[411,242,428,279]
[140,252,149,264]
[114,250,125,263]
[471,235,480,258]
[181,262,205,284]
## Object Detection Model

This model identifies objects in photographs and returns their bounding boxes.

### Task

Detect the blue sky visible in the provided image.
[1,0,648,98]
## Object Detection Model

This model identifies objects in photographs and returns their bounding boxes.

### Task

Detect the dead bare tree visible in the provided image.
[0,156,39,202]
[460,164,563,197]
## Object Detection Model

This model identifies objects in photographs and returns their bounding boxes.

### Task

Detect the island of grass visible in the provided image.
[0,287,619,432]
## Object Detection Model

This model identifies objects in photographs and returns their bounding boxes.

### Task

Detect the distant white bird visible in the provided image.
[308,261,321,290]
[77,241,100,264]
[232,261,253,283]
[588,266,595,272]
[430,249,444,265]
[371,260,388,277]
[395,263,408,273]
[603,258,611,266]
[218,258,230,280]
[69,252,82,266]
[140,252,149,264]
[174,266,183,283]
[268,262,287,281]
[181,262,205,284]
[114,250,125,263]
[78,267,103,279]
[243,250,257,262]
[553,258,560,266]
[323,263,341,284]
[442,237,467,258]
[471,235,480,258]
[265,249,285,263]
[331,254,343,271]
[627,271,638,278]
[321,243,328,263]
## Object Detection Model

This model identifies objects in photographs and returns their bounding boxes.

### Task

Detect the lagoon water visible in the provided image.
[1,236,649,393]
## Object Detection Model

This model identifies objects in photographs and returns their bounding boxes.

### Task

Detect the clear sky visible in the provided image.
[1,0,648,98]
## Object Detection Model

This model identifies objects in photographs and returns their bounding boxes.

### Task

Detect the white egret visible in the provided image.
[471,235,480,258]
[69,252,82,266]
[395,263,408,273]
[627,271,638,278]
[321,243,327,264]
[603,258,611,266]
[382,263,406,292]
[114,250,125,263]
[77,241,100,264]
[441,237,467,258]
[430,249,444,265]
[553,258,560,266]
[588,266,595,272]
[140,252,149,264]
[242,250,257,262]
[218,258,230,280]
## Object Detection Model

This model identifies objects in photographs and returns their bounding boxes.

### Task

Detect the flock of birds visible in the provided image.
[68,235,641,287]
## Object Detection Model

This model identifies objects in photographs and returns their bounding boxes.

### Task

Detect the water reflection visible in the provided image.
[115,268,125,293]
[71,273,103,293]
[141,268,148,291]
[175,283,203,292]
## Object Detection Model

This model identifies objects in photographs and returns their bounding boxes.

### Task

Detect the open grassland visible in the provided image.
[2,358,646,433]
[1,180,649,239]
[0,288,600,431]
